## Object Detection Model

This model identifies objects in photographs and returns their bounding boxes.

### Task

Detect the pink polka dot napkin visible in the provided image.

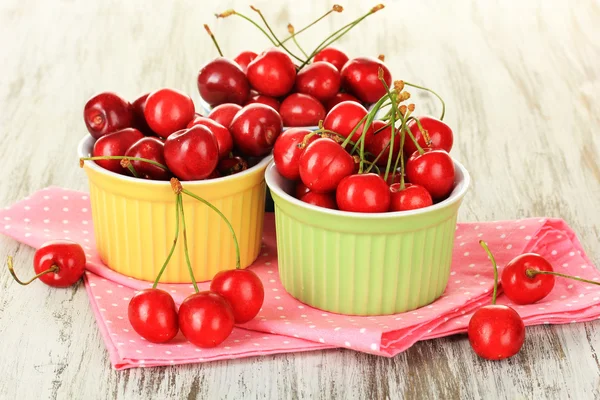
[2,187,600,370]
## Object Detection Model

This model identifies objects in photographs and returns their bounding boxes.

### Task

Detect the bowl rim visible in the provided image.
[77,134,273,186]
[265,157,471,219]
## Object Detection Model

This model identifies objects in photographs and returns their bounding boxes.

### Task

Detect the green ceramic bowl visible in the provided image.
[265,160,471,316]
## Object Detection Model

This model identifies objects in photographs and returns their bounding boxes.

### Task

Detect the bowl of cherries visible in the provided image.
[265,71,471,316]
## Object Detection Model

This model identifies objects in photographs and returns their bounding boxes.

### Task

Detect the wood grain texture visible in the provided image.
[1,0,599,398]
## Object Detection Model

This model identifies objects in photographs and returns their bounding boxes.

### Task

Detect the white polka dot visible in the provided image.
[474,225,479,230]
[43,196,50,200]
[123,328,129,332]
[43,219,50,224]
[506,244,512,249]
[345,341,351,347]
[581,265,588,269]
[519,225,525,230]
[563,263,569,267]
[95,295,101,299]
[500,234,506,239]
[62,196,69,200]
[82,220,88,225]
[283,341,290,344]
[136,350,142,354]
[274,296,281,300]
[568,285,573,289]
[450,271,456,276]
[269,279,276,283]
[455,280,461,284]
[43,207,49,211]
[360,328,366,333]
[459,242,465,246]
[469,264,475,268]
[334,327,341,331]
[525,236,532,240]
[253,343,260,346]
[464,252,470,256]
[165,351,172,354]
[111,303,118,307]
[62,220,69,224]
[267,270,273,274]
[551,250,557,255]
[477,233,483,238]
[272,288,278,292]
[82,208,88,212]
[370,343,378,350]
[319,338,325,343]
[309,325,315,329]
[496,226,502,229]
[82,195,88,200]
[298,305,304,309]
[569,252,575,256]
[63,207,69,212]
[24,232,32,237]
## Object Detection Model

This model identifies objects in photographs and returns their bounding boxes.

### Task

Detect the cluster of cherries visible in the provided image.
[467,242,600,361]
[7,179,265,348]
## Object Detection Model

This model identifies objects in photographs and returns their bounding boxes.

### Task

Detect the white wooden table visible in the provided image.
[1,0,599,398]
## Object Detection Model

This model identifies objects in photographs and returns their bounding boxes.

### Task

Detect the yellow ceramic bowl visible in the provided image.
[77,134,270,283]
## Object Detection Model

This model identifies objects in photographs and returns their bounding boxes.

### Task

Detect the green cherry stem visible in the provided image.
[204,24,224,57]
[250,6,305,63]
[151,193,181,289]
[217,10,278,47]
[479,240,499,305]
[7,256,58,285]
[120,158,140,178]
[406,116,431,146]
[178,192,199,293]
[404,81,446,121]
[181,189,241,270]
[377,69,397,182]
[80,156,168,171]
[287,24,309,58]
[279,5,343,45]
[526,270,600,286]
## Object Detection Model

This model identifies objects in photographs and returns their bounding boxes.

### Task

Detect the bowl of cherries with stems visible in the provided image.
[467,241,600,361]
[264,67,471,316]
[6,179,266,348]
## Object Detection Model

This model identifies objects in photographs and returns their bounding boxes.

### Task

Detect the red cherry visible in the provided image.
[300,191,337,209]
[405,149,455,200]
[340,57,392,104]
[144,88,195,138]
[279,93,326,127]
[125,137,171,180]
[366,120,401,166]
[298,138,354,193]
[245,93,281,112]
[234,51,258,73]
[324,92,361,112]
[178,291,235,348]
[131,93,155,135]
[217,156,248,176]
[295,181,310,198]
[29,240,86,287]
[127,289,179,343]
[323,101,373,143]
[208,103,242,127]
[389,183,433,211]
[210,269,265,323]
[164,125,219,180]
[295,61,341,103]
[336,173,390,213]
[83,92,134,140]
[500,254,555,305]
[273,128,316,180]
[229,104,283,157]
[405,116,454,155]
[468,305,525,360]
[313,47,349,71]
[92,128,145,174]
[187,116,233,160]
[246,48,296,97]
[197,57,250,106]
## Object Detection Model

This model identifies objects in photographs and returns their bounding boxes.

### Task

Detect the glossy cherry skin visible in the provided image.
[468,305,525,360]
[131,93,154,135]
[245,93,280,112]
[367,120,401,166]
[187,116,233,160]
[84,92,134,139]
[300,191,337,209]
[340,57,392,104]
[217,156,248,176]
[324,92,361,112]
[92,128,145,174]
[336,173,391,213]
[197,57,250,106]
[144,88,195,138]
[208,103,242,127]
[178,291,235,348]
[229,104,283,157]
[164,125,219,180]
[31,240,86,287]
[313,47,349,71]
[323,101,373,143]
[279,93,326,127]
[234,51,258,73]
[125,137,171,180]
[295,181,311,198]
[295,61,341,103]
[127,289,179,343]
[389,183,433,212]
[405,149,455,200]
[246,48,296,97]
[273,128,315,180]
[210,269,265,324]
[405,116,454,155]
[298,138,355,193]
[501,254,555,305]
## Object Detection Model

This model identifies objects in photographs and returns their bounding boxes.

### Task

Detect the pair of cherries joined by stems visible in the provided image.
[467,241,600,361]
[273,68,455,213]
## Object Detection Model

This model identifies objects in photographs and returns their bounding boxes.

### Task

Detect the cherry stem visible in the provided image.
[178,193,199,293]
[404,81,446,121]
[279,6,341,45]
[392,112,410,189]
[120,159,140,178]
[204,24,224,57]
[181,188,241,270]
[151,194,181,289]
[298,4,384,70]
[406,116,431,146]
[526,269,600,286]
[80,156,168,171]
[287,24,309,58]
[402,117,425,154]
[249,6,305,63]
[364,141,390,173]
[224,11,278,47]
[358,90,393,173]
[7,256,59,285]
[479,240,499,305]
[378,72,397,182]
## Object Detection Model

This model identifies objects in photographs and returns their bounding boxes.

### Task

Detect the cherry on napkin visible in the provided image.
[1,187,600,370]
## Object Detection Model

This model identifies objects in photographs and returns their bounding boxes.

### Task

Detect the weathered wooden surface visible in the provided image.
[1,0,599,398]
